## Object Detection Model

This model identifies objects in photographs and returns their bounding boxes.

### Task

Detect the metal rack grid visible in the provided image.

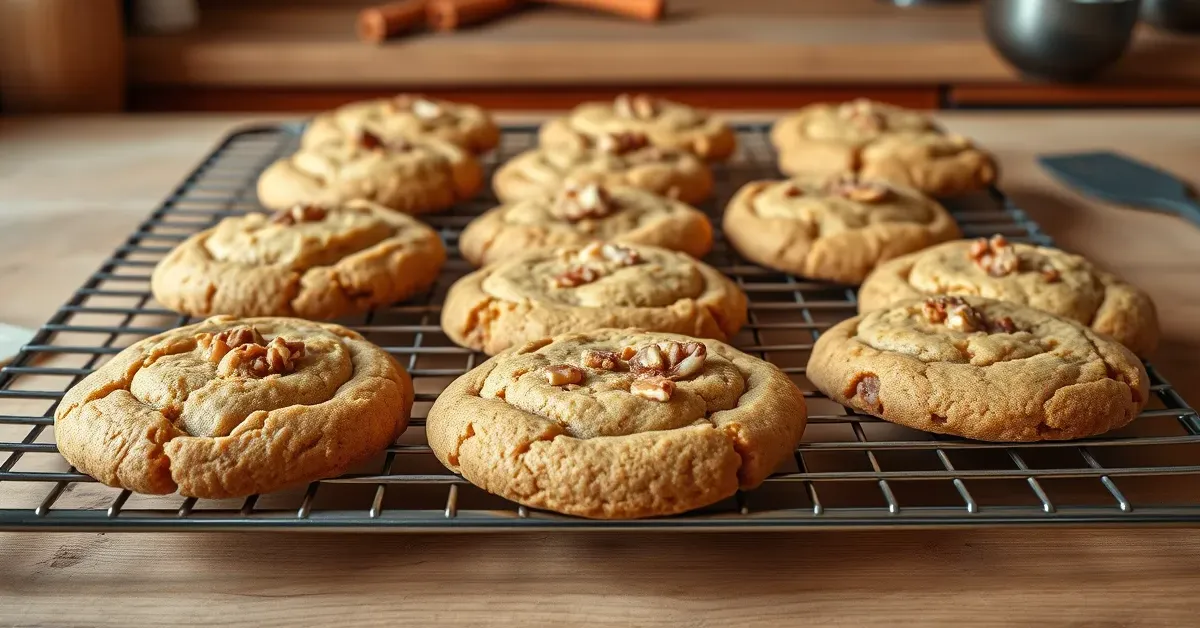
[1,122,1197,532]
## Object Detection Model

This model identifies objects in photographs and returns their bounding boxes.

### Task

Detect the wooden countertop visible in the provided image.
[128,0,1200,87]
[2,111,1200,625]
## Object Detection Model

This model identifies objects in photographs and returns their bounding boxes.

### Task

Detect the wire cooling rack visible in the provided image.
[1,122,1197,532]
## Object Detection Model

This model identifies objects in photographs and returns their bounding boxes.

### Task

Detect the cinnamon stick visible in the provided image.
[358,0,428,43]
[426,0,522,31]
[531,0,664,22]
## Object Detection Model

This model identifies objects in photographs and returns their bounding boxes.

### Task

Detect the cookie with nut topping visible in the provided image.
[858,236,1159,355]
[151,200,446,320]
[257,129,482,215]
[54,316,413,498]
[426,329,807,518]
[302,94,499,154]
[538,94,736,162]
[442,242,746,355]
[772,100,997,197]
[807,296,1149,442]
[771,99,938,174]
[458,183,714,267]
[722,174,960,284]
[493,132,714,205]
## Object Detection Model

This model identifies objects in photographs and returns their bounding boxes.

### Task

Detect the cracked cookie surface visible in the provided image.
[722,174,960,284]
[538,94,736,161]
[771,100,996,197]
[257,131,482,215]
[426,329,807,518]
[302,94,499,154]
[492,140,713,205]
[442,243,747,355]
[458,183,714,267]
[858,238,1159,356]
[807,296,1149,442]
[151,200,446,320]
[54,316,413,498]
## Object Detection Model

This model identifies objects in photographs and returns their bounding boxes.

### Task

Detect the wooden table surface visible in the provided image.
[2,112,1200,626]
[128,0,1200,87]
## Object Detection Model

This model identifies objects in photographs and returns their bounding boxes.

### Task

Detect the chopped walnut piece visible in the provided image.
[619,346,637,361]
[629,341,707,380]
[614,94,659,120]
[825,175,890,203]
[631,376,675,402]
[922,296,985,333]
[551,265,601,288]
[270,204,328,226]
[544,364,584,386]
[581,349,623,371]
[359,130,385,151]
[1042,266,1061,283]
[968,235,1019,277]
[838,100,885,133]
[991,316,1017,334]
[217,336,306,378]
[601,243,642,266]
[410,97,446,120]
[553,183,617,222]
[597,131,650,155]
[198,325,267,364]
[782,183,803,198]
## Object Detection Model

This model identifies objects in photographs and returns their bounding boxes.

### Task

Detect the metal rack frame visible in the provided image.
[1,122,1197,532]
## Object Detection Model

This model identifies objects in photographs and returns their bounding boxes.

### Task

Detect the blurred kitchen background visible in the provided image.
[1,0,1199,113]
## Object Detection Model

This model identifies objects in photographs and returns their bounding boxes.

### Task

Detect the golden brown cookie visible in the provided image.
[770,99,938,174]
[807,296,1149,442]
[722,174,961,284]
[857,235,1160,356]
[151,201,446,320]
[493,134,713,205]
[539,94,736,161]
[426,328,808,518]
[442,243,747,355]
[257,130,482,215]
[772,100,997,197]
[302,94,500,154]
[54,316,413,498]
[458,182,714,267]
[855,132,998,198]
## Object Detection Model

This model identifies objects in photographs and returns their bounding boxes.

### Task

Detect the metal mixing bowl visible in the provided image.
[983,0,1142,81]
[1142,0,1200,32]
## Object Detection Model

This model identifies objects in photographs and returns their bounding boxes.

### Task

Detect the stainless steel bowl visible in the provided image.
[983,0,1142,81]
[1142,0,1200,32]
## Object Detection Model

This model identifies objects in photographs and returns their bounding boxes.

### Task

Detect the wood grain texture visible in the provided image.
[124,0,1200,87]
[126,85,942,112]
[952,85,1200,107]
[1,112,1200,626]
[0,0,125,112]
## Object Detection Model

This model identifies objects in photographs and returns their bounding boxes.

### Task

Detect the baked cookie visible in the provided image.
[772,100,997,197]
[442,242,747,355]
[855,132,998,198]
[770,99,938,174]
[55,316,412,498]
[151,201,446,320]
[858,235,1160,355]
[493,133,713,205]
[722,174,961,284]
[302,94,500,154]
[807,296,1149,442]
[426,329,807,518]
[539,94,736,161]
[257,129,482,215]
[458,182,714,267]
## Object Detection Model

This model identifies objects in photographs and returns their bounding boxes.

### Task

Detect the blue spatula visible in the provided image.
[1038,151,1200,230]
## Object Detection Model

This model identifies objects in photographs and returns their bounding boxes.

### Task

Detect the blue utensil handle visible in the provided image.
[1154,196,1200,230]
